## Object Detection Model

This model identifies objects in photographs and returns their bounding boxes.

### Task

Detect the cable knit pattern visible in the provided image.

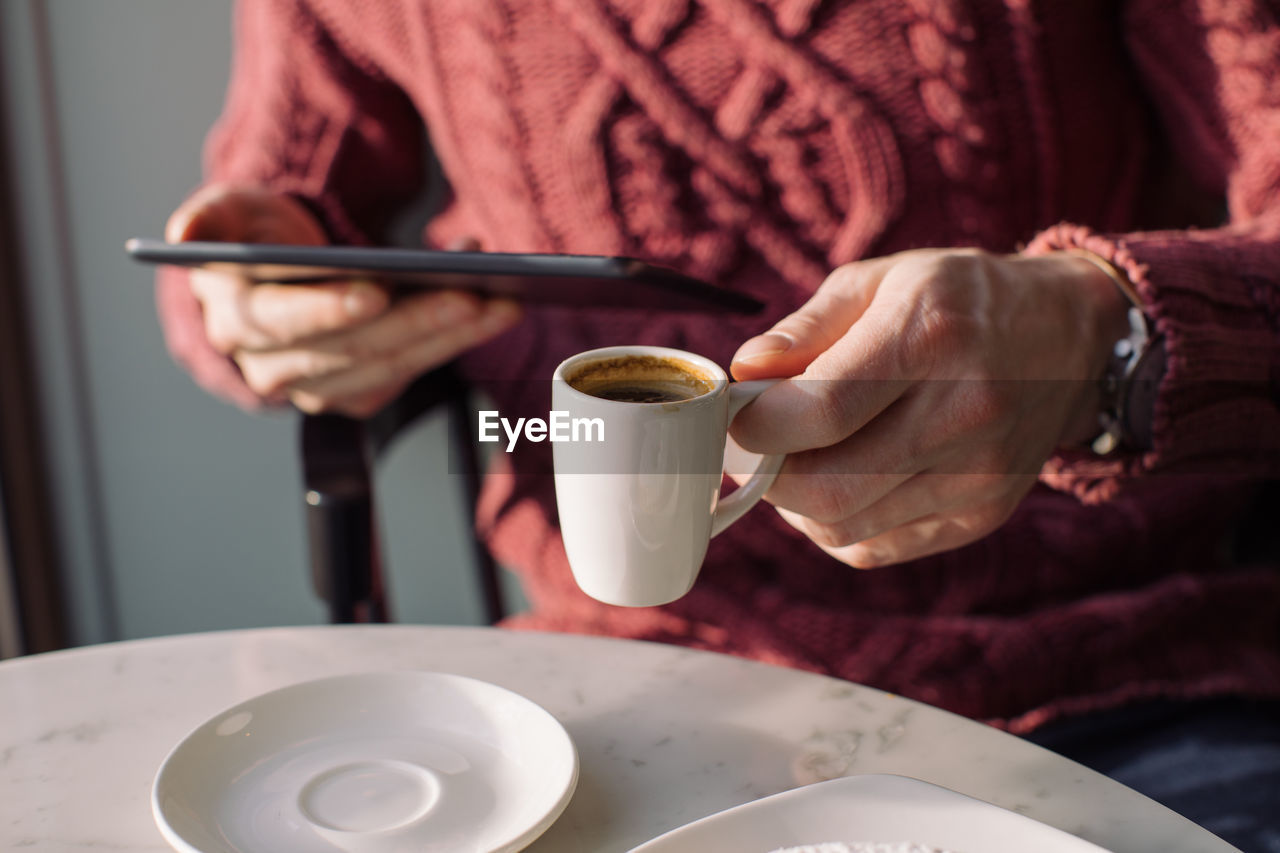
[157,0,1280,731]
[906,0,1011,241]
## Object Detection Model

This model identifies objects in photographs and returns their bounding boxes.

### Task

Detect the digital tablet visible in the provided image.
[125,239,763,315]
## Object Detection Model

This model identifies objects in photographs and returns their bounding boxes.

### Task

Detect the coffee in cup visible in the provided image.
[566,354,716,404]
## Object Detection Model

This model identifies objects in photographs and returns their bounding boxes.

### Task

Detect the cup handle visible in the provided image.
[711,379,784,537]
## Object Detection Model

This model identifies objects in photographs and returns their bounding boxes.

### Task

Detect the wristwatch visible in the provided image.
[1093,306,1166,454]
[1064,250,1165,454]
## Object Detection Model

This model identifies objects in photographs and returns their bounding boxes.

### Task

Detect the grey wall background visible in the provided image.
[1,0,496,645]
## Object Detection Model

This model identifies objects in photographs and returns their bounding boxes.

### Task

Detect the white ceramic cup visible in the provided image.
[552,346,783,607]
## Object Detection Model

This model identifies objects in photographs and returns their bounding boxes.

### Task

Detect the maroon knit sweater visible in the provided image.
[158,0,1280,731]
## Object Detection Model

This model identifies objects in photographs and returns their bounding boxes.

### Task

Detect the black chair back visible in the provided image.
[299,364,504,624]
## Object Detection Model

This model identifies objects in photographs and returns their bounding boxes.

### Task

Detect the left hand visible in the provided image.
[729,248,1131,568]
[165,186,521,417]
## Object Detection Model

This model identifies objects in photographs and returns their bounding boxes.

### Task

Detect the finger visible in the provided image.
[765,464,915,530]
[194,279,390,352]
[777,470,1015,550]
[234,291,514,396]
[764,469,912,535]
[758,382,941,516]
[166,187,241,243]
[287,299,521,405]
[729,371,911,457]
[165,184,327,245]
[239,281,390,347]
[188,269,252,354]
[730,271,916,455]
[759,402,919,523]
[730,257,894,381]
[192,273,388,351]
[446,235,482,252]
[731,331,918,481]
[819,497,1023,568]
[330,289,484,358]
[235,341,360,400]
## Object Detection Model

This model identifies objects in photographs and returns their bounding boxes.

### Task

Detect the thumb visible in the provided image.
[730,258,889,380]
[165,184,327,245]
[166,187,239,243]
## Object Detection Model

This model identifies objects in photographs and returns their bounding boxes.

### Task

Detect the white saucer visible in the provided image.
[152,671,578,853]
[627,774,1112,853]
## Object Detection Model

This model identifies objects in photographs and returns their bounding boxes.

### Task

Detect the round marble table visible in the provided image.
[0,625,1235,853]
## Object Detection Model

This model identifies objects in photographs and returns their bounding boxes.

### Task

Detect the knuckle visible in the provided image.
[804,383,859,448]
[314,296,354,331]
[200,303,244,355]
[187,271,221,301]
[290,350,323,380]
[247,288,341,344]
[294,289,358,337]
[914,248,989,289]
[820,263,862,294]
[289,391,327,414]
[947,380,1011,440]
[205,323,239,355]
[806,520,858,550]
[238,359,287,397]
[936,248,990,279]
[893,257,993,378]
[908,306,969,372]
[790,471,858,525]
[846,544,888,569]
[295,349,345,382]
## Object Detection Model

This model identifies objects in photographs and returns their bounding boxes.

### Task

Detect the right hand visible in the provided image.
[165,184,522,417]
[728,248,1130,569]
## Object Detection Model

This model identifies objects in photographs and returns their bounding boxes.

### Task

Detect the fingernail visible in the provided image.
[732,333,793,364]
[343,282,384,318]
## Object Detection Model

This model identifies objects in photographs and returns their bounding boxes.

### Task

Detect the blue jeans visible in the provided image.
[1024,699,1280,853]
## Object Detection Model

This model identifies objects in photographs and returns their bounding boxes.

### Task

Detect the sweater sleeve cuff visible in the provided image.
[1023,224,1156,502]
[1024,221,1280,503]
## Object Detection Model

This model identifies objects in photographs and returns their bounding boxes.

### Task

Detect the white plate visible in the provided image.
[153,671,578,853]
[628,774,1112,853]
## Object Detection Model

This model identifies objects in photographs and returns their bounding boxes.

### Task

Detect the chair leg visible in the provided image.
[304,483,371,623]
[299,365,497,625]
[300,413,387,623]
